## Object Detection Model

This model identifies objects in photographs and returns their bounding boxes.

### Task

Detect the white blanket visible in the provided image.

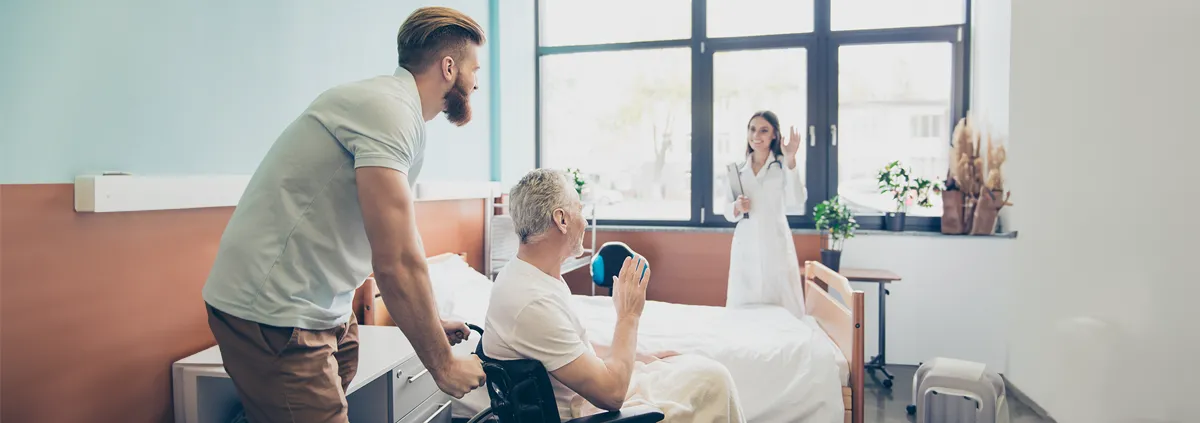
[428,257,846,422]
[570,296,846,423]
[572,354,746,423]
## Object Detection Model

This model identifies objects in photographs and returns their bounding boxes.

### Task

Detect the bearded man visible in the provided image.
[201,7,487,423]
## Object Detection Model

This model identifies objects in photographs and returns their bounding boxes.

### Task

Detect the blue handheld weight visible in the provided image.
[590,241,648,288]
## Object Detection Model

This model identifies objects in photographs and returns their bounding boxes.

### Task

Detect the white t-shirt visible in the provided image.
[482,257,595,421]
[202,67,426,330]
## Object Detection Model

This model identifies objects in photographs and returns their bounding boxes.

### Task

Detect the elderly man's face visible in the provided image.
[561,184,587,258]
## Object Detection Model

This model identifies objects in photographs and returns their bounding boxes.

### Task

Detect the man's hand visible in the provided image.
[430,355,486,399]
[636,350,681,364]
[612,256,651,320]
[442,320,470,346]
[652,350,680,360]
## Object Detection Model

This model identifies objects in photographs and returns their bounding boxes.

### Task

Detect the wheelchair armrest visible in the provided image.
[564,405,664,423]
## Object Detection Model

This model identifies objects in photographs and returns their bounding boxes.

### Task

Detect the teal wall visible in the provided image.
[0,0,492,184]
[496,0,537,187]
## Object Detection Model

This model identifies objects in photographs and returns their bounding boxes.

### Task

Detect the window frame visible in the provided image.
[534,0,972,231]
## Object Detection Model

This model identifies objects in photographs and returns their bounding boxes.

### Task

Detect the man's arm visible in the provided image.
[548,257,650,411]
[356,166,482,397]
[551,317,640,411]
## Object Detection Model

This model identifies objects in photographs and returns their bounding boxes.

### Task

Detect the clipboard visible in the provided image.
[726,162,749,219]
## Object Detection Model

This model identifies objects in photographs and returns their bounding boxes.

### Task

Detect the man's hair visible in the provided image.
[396,7,486,72]
[509,169,574,244]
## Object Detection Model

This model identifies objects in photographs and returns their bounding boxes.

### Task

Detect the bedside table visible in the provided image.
[173,325,451,423]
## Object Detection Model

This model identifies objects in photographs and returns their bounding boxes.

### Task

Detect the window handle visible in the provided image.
[809,125,816,147]
[830,124,838,147]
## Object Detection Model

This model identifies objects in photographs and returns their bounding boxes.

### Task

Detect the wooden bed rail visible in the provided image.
[803,261,865,423]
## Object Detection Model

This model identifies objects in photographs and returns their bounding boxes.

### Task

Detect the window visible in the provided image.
[537,0,969,230]
[538,0,691,47]
[711,48,808,217]
[837,43,952,217]
[540,49,692,220]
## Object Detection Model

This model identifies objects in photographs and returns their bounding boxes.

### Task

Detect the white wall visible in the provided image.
[1007,1,1199,422]
[0,0,492,184]
[842,235,1014,369]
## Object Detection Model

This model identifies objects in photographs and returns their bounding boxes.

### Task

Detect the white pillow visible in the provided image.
[427,255,468,314]
[426,254,493,322]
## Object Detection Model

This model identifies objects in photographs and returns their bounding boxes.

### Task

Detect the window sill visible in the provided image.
[593,224,1018,239]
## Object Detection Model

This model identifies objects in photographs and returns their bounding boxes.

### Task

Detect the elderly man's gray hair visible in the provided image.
[508,168,576,244]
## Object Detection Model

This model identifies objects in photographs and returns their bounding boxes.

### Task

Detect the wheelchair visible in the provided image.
[463,323,664,423]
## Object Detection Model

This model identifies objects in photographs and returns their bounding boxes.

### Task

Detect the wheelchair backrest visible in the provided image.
[475,340,562,423]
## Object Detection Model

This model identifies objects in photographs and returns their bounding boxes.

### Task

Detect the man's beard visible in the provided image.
[443,77,472,127]
[566,228,585,258]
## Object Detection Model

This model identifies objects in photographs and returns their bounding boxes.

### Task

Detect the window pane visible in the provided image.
[540,0,691,46]
[540,49,692,221]
[832,0,964,31]
[712,48,808,216]
[837,43,951,217]
[707,0,814,38]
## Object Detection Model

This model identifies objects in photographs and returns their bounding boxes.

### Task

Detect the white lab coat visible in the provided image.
[723,154,808,318]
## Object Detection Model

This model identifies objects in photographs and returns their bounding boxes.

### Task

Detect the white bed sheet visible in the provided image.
[428,256,847,423]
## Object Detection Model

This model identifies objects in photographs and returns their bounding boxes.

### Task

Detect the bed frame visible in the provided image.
[803,261,866,423]
[354,187,865,423]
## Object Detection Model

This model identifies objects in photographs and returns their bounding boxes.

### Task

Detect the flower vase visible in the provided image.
[820,249,842,272]
[970,190,1005,235]
[940,190,966,234]
[885,210,907,232]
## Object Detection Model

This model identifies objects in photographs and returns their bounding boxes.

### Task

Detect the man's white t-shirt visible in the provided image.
[202,67,426,330]
[483,257,595,421]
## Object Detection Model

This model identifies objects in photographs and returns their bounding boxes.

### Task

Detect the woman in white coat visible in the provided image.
[723,110,808,319]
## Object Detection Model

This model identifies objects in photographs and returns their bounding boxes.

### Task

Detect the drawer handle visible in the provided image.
[422,402,452,423]
[408,368,430,383]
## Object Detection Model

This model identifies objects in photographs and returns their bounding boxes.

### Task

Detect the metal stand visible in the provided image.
[865,280,894,388]
[587,202,598,297]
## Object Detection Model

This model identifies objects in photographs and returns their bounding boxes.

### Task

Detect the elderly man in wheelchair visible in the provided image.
[466,169,746,423]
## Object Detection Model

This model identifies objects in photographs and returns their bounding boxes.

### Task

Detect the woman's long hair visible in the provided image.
[746,110,785,160]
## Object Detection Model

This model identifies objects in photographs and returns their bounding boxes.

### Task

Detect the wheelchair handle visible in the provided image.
[466,322,484,336]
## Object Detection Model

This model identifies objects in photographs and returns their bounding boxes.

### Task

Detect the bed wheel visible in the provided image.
[906,404,916,415]
[882,378,893,389]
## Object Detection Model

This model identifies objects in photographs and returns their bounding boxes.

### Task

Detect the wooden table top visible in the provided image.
[839,268,902,283]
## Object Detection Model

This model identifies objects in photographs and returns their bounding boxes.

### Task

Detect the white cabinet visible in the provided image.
[173,325,449,423]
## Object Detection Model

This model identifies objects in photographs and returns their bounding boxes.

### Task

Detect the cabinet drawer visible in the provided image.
[392,356,440,420]
[399,393,452,423]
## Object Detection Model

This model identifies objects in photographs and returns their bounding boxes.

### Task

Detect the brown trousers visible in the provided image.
[206,303,360,423]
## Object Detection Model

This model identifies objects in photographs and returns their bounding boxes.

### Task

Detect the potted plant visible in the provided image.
[813,195,858,272]
[565,168,587,197]
[876,160,941,231]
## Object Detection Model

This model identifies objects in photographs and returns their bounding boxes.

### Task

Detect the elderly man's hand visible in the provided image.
[441,320,470,345]
[636,350,681,364]
[612,256,651,320]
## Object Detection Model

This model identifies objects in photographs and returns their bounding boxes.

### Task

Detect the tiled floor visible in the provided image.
[864,365,1053,423]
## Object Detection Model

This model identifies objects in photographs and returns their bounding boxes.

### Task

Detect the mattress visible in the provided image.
[428,256,847,423]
